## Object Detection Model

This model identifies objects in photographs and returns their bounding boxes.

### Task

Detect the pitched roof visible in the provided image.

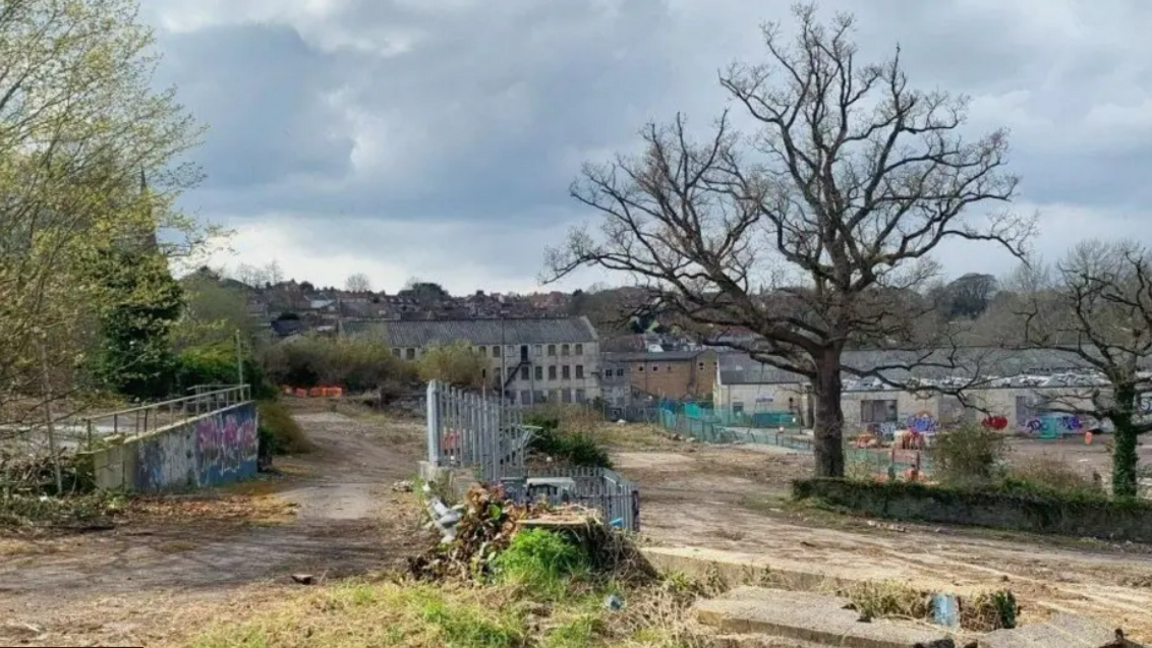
[605,350,705,363]
[717,347,1150,388]
[344,317,598,347]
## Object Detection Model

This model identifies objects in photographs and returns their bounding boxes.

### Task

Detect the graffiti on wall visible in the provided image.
[906,411,938,434]
[1024,414,1083,436]
[133,428,197,491]
[195,406,259,486]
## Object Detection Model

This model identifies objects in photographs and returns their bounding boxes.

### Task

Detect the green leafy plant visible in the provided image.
[493,528,591,599]
[524,410,612,468]
[257,400,313,455]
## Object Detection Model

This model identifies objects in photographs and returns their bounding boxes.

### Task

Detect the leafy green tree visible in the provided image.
[416,341,487,389]
[87,248,184,400]
[0,0,208,424]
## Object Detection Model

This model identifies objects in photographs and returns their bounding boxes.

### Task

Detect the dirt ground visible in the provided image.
[610,428,1152,643]
[0,402,432,648]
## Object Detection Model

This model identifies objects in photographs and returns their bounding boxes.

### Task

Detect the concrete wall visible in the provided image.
[93,402,259,492]
[714,382,808,414]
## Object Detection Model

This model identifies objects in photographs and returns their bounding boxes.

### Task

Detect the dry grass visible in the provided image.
[122,490,298,527]
[589,422,682,452]
[180,578,692,648]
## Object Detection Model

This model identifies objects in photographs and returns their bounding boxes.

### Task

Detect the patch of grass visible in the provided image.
[842,581,930,620]
[493,529,591,599]
[961,590,1018,630]
[257,400,314,456]
[1004,455,1101,498]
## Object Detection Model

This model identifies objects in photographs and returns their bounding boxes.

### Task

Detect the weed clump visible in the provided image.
[493,528,591,599]
[524,409,611,468]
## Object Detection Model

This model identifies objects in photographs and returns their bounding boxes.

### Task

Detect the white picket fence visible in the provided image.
[425,380,531,482]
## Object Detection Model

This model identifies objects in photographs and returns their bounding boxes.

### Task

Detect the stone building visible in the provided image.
[602,350,717,403]
[713,347,1130,434]
[346,317,601,405]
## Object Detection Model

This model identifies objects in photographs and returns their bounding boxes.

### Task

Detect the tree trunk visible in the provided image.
[812,349,845,478]
[1112,385,1140,499]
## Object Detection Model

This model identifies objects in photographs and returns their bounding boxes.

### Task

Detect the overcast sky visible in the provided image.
[146,0,1152,294]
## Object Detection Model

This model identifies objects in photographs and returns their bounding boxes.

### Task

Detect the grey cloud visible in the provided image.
[154,0,1152,288]
[157,23,355,190]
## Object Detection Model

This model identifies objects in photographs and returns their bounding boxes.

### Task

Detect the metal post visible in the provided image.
[236,329,244,387]
[426,380,441,466]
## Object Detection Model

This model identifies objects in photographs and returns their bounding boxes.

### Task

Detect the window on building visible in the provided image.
[405,348,415,360]
[615,368,624,377]
[562,365,571,379]
[533,390,544,403]
[733,401,745,414]
[562,388,572,403]
[549,389,559,402]
[520,345,529,362]
[575,388,586,403]
[698,361,705,370]
[519,365,529,380]
[548,366,557,380]
[478,346,487,357]
[534,344,543,357]
[575,343,583,355]
[519,390,531,405]
[506,345,514,357]
[492,345,501,358]
[547,344,556,356]
[860,399,898,424]
[392,348,401,357]
[666,365,672,372]
[482,368,487,379]
[575,365,584,379]
[561,344,570,356]
[535,366,543,381]
[637,365,644,372]
[651,365,659,372]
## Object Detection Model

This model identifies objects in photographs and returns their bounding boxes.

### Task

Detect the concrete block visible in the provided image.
[695,586,956,648]
[980,613,1141,648]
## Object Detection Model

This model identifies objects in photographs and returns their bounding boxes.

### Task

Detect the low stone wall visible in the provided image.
[793,478,1152,543]
[93,402,259,492]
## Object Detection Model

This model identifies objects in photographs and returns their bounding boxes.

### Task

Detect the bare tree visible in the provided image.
[545,4,1030,477]
[345,273,372,293]
[1014,240,1152,497]
[265,260,285,286]
[232,263,268,288]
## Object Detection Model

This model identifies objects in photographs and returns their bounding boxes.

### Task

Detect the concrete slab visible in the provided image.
[980,613,1141,648]
[695,586,957,648]
[642,546,982,598]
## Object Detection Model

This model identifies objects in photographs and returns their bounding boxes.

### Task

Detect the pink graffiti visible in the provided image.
[195,409,258,484]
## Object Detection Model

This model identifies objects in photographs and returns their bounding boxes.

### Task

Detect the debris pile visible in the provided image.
[408,484,549,582]
[407,483,655,584]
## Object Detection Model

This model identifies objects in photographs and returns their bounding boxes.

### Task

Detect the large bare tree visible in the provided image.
[545,4,1031,476]
[1014,240,1152,498]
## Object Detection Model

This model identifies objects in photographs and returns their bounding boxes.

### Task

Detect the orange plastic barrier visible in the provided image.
[283,385,344,398]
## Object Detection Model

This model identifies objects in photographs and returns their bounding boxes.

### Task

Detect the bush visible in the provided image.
[261,336,415,394]
[257,400,313,455]
[493,528,591,599]
[174,344,276,400]
[524,408,612,468]
[927,424,1009,487]
[416,341,487,389]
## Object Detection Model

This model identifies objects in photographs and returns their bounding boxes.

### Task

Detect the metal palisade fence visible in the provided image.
[425,380,641,531]
[426,380,530,482]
